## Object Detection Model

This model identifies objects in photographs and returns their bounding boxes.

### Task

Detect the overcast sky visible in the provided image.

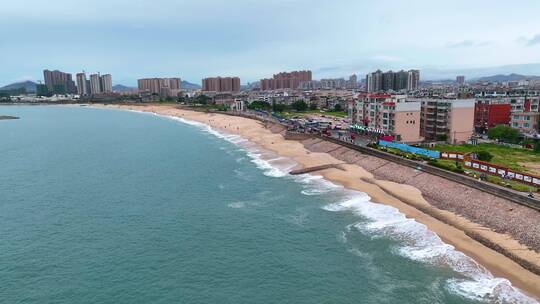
[1,0,540,85]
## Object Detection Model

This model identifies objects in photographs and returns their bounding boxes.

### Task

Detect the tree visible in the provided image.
[488,125,520,143]
[436,134,448,142]
[247,100,271,110]
[309,103,318,111]
[475,150,493,162]
[272,102,286,112]
[291,100,308,112]
[334,104,343,112]
[195,94,210,105]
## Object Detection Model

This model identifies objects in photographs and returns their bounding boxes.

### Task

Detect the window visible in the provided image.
[512,122,519,127]
[524,123,530,128]
[524,116,531,121]
[382,113,388,118]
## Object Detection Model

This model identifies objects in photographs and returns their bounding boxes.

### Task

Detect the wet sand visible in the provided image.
[97,104,540,299]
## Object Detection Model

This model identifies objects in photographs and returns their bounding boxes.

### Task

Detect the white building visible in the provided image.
[100,74,113,93]
[76,72,88,96]
[89,74,101,95]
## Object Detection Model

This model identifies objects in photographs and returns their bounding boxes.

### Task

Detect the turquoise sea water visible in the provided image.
[0,105,536,304]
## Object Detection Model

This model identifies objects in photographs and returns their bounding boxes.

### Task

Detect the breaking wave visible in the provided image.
[131,109,537,304]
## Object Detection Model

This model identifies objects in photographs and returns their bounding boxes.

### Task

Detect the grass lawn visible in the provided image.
[432,143,540,175]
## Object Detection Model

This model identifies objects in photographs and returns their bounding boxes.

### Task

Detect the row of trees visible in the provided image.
[246,100,343,113]
[488,124,540,153]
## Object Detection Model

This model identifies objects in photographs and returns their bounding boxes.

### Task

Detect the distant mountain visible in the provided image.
[182,80,200,90]
[112,84,137,92]
[474,73,540,83]
[0,80,37,93]
[422,63,540,81]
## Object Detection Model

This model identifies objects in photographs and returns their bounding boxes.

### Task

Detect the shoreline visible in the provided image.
[93,103,540,299]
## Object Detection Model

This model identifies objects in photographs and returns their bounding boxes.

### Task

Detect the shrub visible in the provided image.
[534,142,540,154]
[488,125,520,144]
[475,150,493,162]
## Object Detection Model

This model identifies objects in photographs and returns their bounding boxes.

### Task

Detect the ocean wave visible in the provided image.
[324,195,537,303]
[136,109,536,304]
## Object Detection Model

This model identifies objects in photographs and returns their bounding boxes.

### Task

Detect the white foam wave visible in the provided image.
[129,109,537,304]
[227,201,246,209]
[324,195,538,303]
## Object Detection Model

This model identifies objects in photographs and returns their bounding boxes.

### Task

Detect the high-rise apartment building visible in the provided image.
[348,74,358,89]
[407,70,420,91]
[456,76,466,85]
[260,70,312,90]
[366,70,383,92]
[100,74,113,93]
[202,77,241,92]
[137,78,182,97]
[76,72,88,96]
[89,74,102,95]
[43,69,76,94]
[365,70,417,92]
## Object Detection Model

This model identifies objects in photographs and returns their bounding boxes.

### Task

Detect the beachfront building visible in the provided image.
[138,78,182,98]
[76,72,88,96]
[350,93,422,143]
[202,77,241,92]
[100,74,113,93]
[43,69,77,94]
[89,74,101,95]
[413,98,475,144]
[87,73,114,95]
[260,70,312,91]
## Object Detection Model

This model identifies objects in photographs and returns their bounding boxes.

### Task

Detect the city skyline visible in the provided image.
[2,0,540,85]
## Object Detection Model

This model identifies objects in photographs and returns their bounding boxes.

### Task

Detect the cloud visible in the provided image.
[446,40,491,48]
[520,34,540,46]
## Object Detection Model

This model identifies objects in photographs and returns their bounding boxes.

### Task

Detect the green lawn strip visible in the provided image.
[432,144,540,174]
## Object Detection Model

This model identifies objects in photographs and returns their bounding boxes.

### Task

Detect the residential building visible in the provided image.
[202,77,241,92]
[43,69,76,94]
[415,98,475,144]
[456,76,465,85]
[508,96,540,135]
[407,70,420,91]
[137,78,182,97]
[365,69,419,92]
[350,93,422,143]
[510,112,540,135]
[100,74,113,93]
[76,72,88,96]
[348,74,358,89]
[474,99,511,133]
[260,70,312,90]
[320,78,347,90]
[89,74,101,95]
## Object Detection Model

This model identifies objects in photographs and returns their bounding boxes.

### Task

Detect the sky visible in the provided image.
[1,0,540,86]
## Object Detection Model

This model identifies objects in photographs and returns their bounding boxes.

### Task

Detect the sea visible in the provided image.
[0,105,537,304]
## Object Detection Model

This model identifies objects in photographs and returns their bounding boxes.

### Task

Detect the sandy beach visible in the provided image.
[97,103,540,299]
